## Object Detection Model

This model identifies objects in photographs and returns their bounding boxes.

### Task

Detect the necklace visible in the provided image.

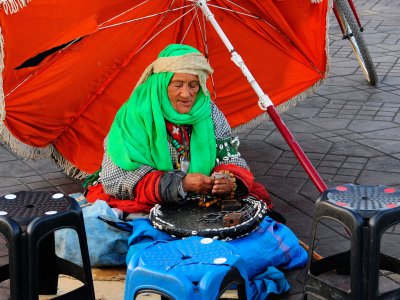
[166,125,191,172]
[167,134,186,155]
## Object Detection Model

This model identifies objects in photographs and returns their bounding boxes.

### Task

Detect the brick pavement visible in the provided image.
[0,0,399,299]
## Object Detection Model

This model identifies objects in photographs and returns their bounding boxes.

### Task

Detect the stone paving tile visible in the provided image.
[0,160,37,177]
[358,170,400,186]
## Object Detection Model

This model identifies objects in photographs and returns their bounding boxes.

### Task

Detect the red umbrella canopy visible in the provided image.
[0,0,329,176]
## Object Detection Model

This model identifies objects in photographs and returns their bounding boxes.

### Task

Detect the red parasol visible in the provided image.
[0,0,329,190]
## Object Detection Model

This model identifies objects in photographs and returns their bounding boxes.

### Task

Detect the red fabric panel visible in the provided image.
[131,170,163,212]
[1,0,98,87]
[86,170,163,213]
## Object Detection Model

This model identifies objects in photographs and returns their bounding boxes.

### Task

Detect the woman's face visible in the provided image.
[167,73,200,114]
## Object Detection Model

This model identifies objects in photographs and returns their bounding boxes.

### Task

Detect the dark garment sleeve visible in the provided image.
[159,170,188,204]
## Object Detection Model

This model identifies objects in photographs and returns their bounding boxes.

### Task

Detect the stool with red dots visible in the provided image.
[0,190,95,300]
[304,184,400,300]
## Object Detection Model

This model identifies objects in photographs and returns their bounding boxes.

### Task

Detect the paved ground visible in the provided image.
[0,0,399,299]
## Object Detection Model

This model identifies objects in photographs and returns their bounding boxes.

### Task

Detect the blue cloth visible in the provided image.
[248,267,291,300]
[55,200,131,267]
[229,216,308,277]
[126,216,307,299]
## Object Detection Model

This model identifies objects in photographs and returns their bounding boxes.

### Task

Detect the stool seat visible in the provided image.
[324,184,400,218]
[304,184,400,300]
[0,191,74,224]
[124,236,248,300]
[0,190,95,300]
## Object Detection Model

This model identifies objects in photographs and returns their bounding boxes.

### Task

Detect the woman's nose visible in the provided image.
[180,85,191,98]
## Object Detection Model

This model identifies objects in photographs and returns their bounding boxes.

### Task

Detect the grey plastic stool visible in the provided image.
[0,190,95,300]
[304,184,400,300]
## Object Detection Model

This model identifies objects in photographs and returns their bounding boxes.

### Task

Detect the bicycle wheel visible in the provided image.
[334,0,378,85]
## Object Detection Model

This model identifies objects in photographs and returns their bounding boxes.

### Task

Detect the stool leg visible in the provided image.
[304,199,365,299]
[380,253,400,273]
[26,213,96,300]
[368,209,400,300]
[49,215,95,300]
[218,267,247,300]
[25,231,59,298]
[0,218,23,300]
[303,213,319,297]
[74,223,96,299]
[38,233,59,295]
[52,214,95,300]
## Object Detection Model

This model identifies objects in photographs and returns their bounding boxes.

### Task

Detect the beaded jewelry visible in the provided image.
[168,135,186,155]
[166,125,190,172]
[197,170,237,208]
[198,195,220,208]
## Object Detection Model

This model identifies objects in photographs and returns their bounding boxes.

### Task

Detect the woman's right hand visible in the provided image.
[182,173,214,195]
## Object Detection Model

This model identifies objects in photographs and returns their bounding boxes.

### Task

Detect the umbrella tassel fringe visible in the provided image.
[0,123,88,180]
[1,0,31,15]
[51,148,89,180]
[0,124,53,159]
[232,77,327,133]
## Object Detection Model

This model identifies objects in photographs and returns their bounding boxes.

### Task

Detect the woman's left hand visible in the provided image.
[212,177,235,197]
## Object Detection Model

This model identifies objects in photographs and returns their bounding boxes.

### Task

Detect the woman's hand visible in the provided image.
[182,173,214,195]
[212,177,235,197]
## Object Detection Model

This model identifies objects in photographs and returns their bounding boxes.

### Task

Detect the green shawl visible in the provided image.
[106,44,216,175]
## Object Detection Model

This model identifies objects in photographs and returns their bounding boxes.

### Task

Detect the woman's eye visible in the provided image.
[173,83,183,88]
[190,82,199,89]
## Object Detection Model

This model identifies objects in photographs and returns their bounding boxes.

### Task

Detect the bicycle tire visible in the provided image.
[334,0,378,85]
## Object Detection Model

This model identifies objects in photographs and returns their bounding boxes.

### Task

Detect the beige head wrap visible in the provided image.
[135,52,214,94]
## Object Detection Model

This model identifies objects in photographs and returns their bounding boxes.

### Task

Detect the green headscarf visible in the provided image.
[106,44,216,175]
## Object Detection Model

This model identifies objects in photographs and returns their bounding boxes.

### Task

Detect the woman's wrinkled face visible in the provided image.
[167,73,200,114]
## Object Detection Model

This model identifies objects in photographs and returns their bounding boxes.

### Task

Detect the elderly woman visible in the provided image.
[74,45,305,283]
[86,43,272,217]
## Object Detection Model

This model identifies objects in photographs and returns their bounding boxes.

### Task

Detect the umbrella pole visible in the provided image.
[196,0,328,193]
[266,106,327,193]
